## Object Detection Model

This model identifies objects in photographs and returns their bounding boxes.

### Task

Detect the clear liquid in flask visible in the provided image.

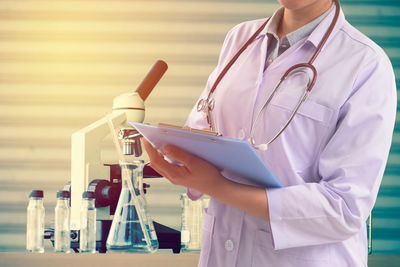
[106,161,158,253]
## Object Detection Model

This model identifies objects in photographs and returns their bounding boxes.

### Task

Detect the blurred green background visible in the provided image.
[0,0,398,257]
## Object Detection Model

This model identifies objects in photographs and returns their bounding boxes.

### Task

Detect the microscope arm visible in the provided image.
[70,112,126,229]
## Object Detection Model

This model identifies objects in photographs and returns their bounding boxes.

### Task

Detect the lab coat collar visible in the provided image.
[257,3,345,49]
[258,7,284,39]
[306,3,345,49]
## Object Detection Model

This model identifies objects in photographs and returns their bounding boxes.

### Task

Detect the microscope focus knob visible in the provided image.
[88,179,121,208]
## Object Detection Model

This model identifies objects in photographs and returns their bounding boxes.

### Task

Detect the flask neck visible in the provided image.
[120,161,144,192]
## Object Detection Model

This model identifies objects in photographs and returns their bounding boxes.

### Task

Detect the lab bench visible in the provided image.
[0,252,200,267]
[1,253,400,266]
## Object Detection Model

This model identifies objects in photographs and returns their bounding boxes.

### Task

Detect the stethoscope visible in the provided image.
[197,0,340,151]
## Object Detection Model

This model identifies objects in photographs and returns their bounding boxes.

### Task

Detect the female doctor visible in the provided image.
[143,0,397,266]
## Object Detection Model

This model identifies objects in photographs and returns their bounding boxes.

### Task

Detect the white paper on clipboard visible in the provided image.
[130,121,282,188]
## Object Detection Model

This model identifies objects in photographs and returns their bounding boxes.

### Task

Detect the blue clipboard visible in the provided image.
[130,122,282,188]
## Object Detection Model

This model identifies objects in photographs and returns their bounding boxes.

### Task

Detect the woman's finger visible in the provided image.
[162,144,195,167]
[142,139,170,171]
[142,139,188,181]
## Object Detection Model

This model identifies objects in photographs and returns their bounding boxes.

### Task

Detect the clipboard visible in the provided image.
[130,121,282,188]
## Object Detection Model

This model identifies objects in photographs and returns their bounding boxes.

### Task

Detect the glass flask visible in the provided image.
[106,160,158,253]
[180,193,210,252]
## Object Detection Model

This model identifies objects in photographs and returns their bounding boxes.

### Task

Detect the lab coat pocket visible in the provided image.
[252,230,331,266]
[270,92,334,124]
[198,208,215,267]
[275,243,331,263]
[268,92,334,171]
[251,230,274,266]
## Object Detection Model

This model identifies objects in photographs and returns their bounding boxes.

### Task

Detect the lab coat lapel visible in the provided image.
[212,34,269,137]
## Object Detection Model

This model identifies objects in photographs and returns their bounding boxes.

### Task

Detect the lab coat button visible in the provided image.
[225,239,234,251]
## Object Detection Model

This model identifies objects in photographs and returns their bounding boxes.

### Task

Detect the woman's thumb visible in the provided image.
[162,145,192,166]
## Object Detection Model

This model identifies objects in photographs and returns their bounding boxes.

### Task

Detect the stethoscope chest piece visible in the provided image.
[197,98,215,113]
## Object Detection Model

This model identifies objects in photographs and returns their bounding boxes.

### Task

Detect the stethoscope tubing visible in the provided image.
[202,18,270,131]
[248,66,314,150]
[198,0,341,148]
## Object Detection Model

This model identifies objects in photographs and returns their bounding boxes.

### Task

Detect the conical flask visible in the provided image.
[106,160,158,253]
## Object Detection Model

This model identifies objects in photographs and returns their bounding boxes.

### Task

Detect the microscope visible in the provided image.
[64,60,181,253]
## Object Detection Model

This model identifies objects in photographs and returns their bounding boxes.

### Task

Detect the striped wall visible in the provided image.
[0,0,398,253]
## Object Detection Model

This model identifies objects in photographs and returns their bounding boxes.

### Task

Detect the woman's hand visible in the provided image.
[142,139,227,196]
[142,138,270,221]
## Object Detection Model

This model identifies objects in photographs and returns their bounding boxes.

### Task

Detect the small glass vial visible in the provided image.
[80,191,96,253]
[26,190,45,253]
[180,193,210,252]
[54,190,71,253]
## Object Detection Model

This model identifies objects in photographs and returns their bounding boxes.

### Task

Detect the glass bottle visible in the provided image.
[26,190,45,253]
[180,193,210,252]
[80,191,96,253]
[54,190,71,253]
[106,161,158,253]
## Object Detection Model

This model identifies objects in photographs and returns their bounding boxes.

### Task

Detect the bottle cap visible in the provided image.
[57,190,70,199]
[29,190,44,198]
[82,191,95,199]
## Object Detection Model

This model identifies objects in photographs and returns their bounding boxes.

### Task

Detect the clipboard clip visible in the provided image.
[158,123,222,136]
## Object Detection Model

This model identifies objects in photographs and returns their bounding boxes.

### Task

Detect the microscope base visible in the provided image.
[46,220,181,254]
